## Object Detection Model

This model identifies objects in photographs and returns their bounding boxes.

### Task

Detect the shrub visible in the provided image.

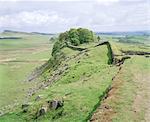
[52,41,63,56]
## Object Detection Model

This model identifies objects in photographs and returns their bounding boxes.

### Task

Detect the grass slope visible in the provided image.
[0,44,118,122]
[0,32,53,111]
[111,56,150,122]
[0,34,149,122]
[89,37,150,122]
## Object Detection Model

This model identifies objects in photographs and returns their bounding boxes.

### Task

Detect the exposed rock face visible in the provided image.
[38,106,48,116]
[0,111,3,116]
[48,100,64,110]
[145,55,150,58]
[22,104,29,109]
[35,99,64,119]
[22,104,29,113]
[114,56,131,66]
[121,50,150,56]
[35,95,42,101]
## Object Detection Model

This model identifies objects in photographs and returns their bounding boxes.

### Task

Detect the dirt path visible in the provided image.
[90,56,150,122]
[90,66,123,122]
[132,71,150,122]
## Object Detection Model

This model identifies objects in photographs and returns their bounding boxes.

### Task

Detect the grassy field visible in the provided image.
[0,43,119,122]
[0,32,53,110]
[89,35,150,122]
[0,33,149,122]
[111,56,150,122]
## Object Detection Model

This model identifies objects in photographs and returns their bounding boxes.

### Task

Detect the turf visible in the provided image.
[0,43,118,122]
[0,34,149,122]
[0,32,53,110]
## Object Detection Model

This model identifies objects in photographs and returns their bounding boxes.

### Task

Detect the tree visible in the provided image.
[58,32,69,42]
[52,41,62,56]
[68,28,80,46]
[77,28,94,44]
[97,36,101,41]
[52,28,95,56]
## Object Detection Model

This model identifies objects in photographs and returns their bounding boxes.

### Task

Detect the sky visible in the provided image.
[0,0,149,33]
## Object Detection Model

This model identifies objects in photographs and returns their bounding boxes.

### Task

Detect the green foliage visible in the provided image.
[51,28,95,56]
[51,41,64,56]
[59,28,95,45]
[67,28,95,45]
[68,28,80,46]
[58,32,69,42]
[51,28,97,70]
[77,28,94,44]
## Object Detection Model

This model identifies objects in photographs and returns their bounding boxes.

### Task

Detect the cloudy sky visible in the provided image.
[0,0,149,33]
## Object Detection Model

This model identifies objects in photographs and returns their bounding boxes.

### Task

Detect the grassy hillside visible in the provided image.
[0,32,53,112]
[0,31,149,122]
[0,38,119,121]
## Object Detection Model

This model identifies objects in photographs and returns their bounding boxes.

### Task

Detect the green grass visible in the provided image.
[0,44,118,122]
[0,34,149,122]
[0,32,53,110]
[110,56,150,122]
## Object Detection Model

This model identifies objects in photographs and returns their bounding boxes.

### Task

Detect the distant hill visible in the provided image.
[96,30,150,36]
[0,37,22,39]
[3,30,55,35]
[3,30,30,35]
[3,30,150,36]
[31,32,55,35]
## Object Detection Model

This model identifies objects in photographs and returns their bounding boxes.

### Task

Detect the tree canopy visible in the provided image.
[52,28,96,56]
[58,28,95,46]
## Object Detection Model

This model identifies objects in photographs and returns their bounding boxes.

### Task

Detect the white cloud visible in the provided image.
[0,0,87,1]
[96,0,119,2]
[95,0,120,6]
[0,0,149,32]
[0,10,72,29]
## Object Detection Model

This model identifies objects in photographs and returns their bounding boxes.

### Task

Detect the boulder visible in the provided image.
[35,95,42,101]
[22,104,29,109]
[22,103,29,113]
[0,111,3,116]
[38,106,47,116]
[48,100,64,110]
[145,55,150,58]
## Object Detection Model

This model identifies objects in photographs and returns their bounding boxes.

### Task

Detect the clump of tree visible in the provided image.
[48,28,99,70]
[59,28,95,45]
[52,28,96,56]
[77,28,94,44]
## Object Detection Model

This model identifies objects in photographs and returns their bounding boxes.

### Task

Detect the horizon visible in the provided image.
[1,29,150,34]
[0,0,149,33]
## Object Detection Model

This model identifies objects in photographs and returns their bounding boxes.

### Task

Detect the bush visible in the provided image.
[68,28,80,46]
[52,41,63,56]
[59,32,69,42]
